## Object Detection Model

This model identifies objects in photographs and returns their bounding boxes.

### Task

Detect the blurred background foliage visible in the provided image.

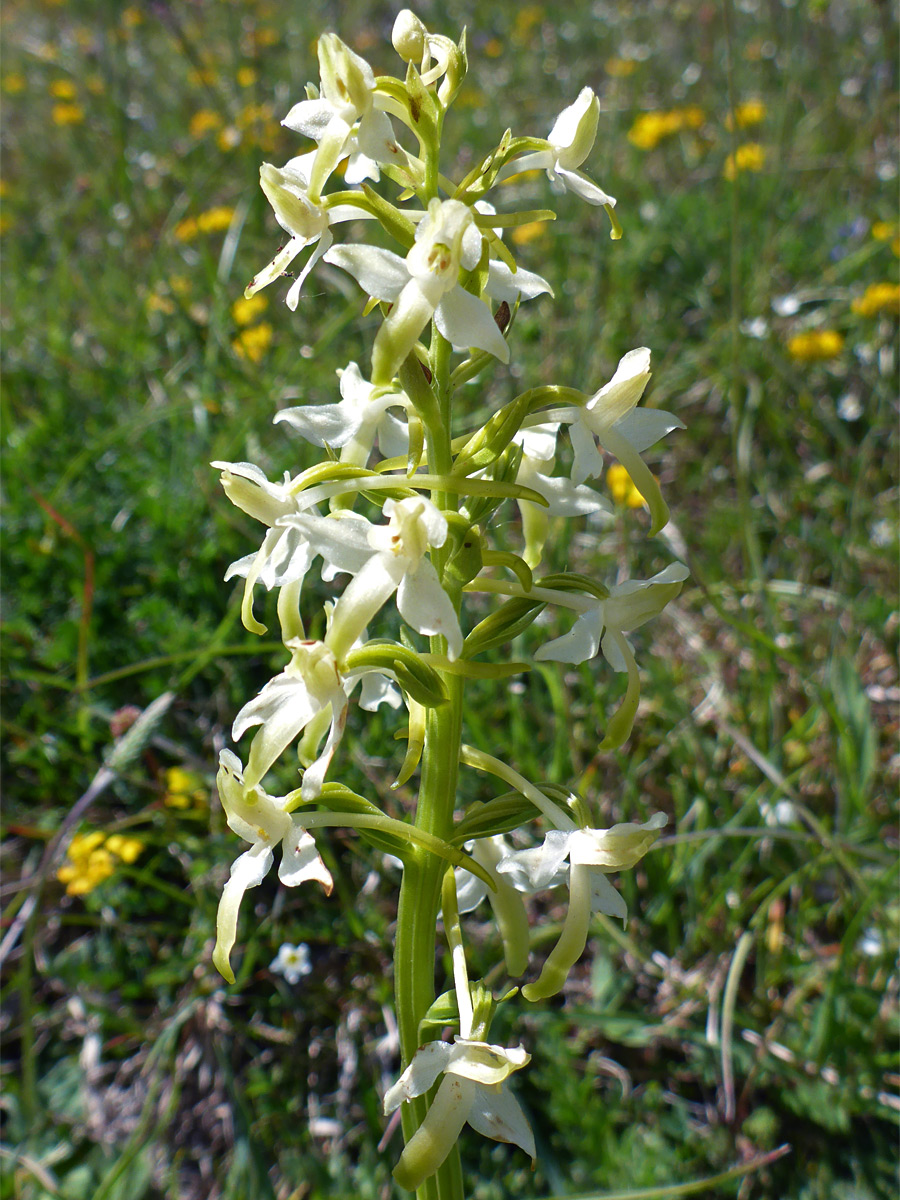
[1,0,897,1197]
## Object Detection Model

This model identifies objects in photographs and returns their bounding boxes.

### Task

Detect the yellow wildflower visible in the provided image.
[122,7,143,27]
[726,100,766,130]
[174,216,198,242]
[484,38,504,58]
[786,329,844,362]
[851,282,900,318]
[677,106,705,130]
[511,221,549,247]
[163,766,208,809]
[871,221,897,242]
[189,109,222,138]
[723,142,765,180]
[252,27,280,48]
[237,66,257,87]
[105,835,144,863]
[237,102,273,129]
[146,290,176,316]
[57,833,115,896]
[607,463,647,509]
[628,110,684,150]
[86,74,105,95]
[3,74,26,94]
[232,294,269,325]
[49,79,76,100]
[605,57,638,78]
[232,322,273,363]
[513,6,544,43]
[51,102,85,126]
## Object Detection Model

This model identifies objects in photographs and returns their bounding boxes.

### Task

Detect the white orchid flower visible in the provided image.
[325,198,515,385]
[245,151,373,311]
[455,835,532,976]
[384,1037,535,1191]
[498,87,616,208]
[535,562,688,746]
[212,459,326,635]
[283,496,463,660]
[282,33,400,200]
[274,361,410,466]
[513,423,610,568]
[213,749,333,984]
[498,812,667,1000]
[558,347,684,534]
[232,636,400,798]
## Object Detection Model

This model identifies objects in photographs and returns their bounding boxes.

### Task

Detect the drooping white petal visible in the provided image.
[275,398,362,447]
[553,165,617,207]
[485,260,553,303]
[281,97,336,138]
[569,418,605,486]
[396,559,463,659]
[466,1082,536,1159]
[278,825,334,891]
[590,871,628,920]
[615,407,685,453]
[434,286,510,361]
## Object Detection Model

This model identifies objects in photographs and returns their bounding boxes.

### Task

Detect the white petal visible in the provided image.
[455,866,489,913]
[281,98,336,137]
[568,419,604,486]
[555,165,617,207]
[530,471,611,517]
[446,1039,530,1086]
[383,1041,456,1112]
[486,259,553,303]
[590,871,628,920]
[586,348,652,429]
[324,244,410,302]
[435,287,510,362]
[245,235,306,298]
[615,408,685,453]
[570,813,667,870]
[603,563,689,633]
[466,1082,536,1159]
[497,829,574,892]
[534,605,605,665]
[356,669,403,711]
[285,231,331,311]
[548,87,598,167]
[356,107,398,163]
[278,824,334,892]
[397,559,463,659]
[275,399,362,447]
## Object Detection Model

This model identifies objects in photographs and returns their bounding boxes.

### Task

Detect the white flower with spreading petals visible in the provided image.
[384,1038,535,1191]
[324,198,549,384]
[213,750,333,984]
[244,152,373,311]
[558,348,684,534]
[232,637,400,798]
[211,459,323,635]
[283,496,463,660]
[498,87,616,208]
[513,423,610,568]
[281,33,400,200]
[275,361,410,465]
[270,941,313,985]
[498,812,667,1000]
[535,562,688,746]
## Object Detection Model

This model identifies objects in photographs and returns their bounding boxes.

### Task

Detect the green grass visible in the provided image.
[2,0,898,1197]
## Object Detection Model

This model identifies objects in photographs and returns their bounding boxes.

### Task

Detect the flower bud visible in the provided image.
[392,9,427,62]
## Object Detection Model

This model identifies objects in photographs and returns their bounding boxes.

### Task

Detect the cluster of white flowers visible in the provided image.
[210,11,686,1191]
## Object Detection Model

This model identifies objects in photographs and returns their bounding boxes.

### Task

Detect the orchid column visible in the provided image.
[210,12,687,1198]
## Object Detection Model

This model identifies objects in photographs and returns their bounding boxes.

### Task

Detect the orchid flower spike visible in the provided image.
[213,750,333,984]
[384,1037,535,1191]
[498,812,667,1000]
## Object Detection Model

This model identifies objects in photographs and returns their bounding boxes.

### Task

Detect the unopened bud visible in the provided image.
[392,10,427,62]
